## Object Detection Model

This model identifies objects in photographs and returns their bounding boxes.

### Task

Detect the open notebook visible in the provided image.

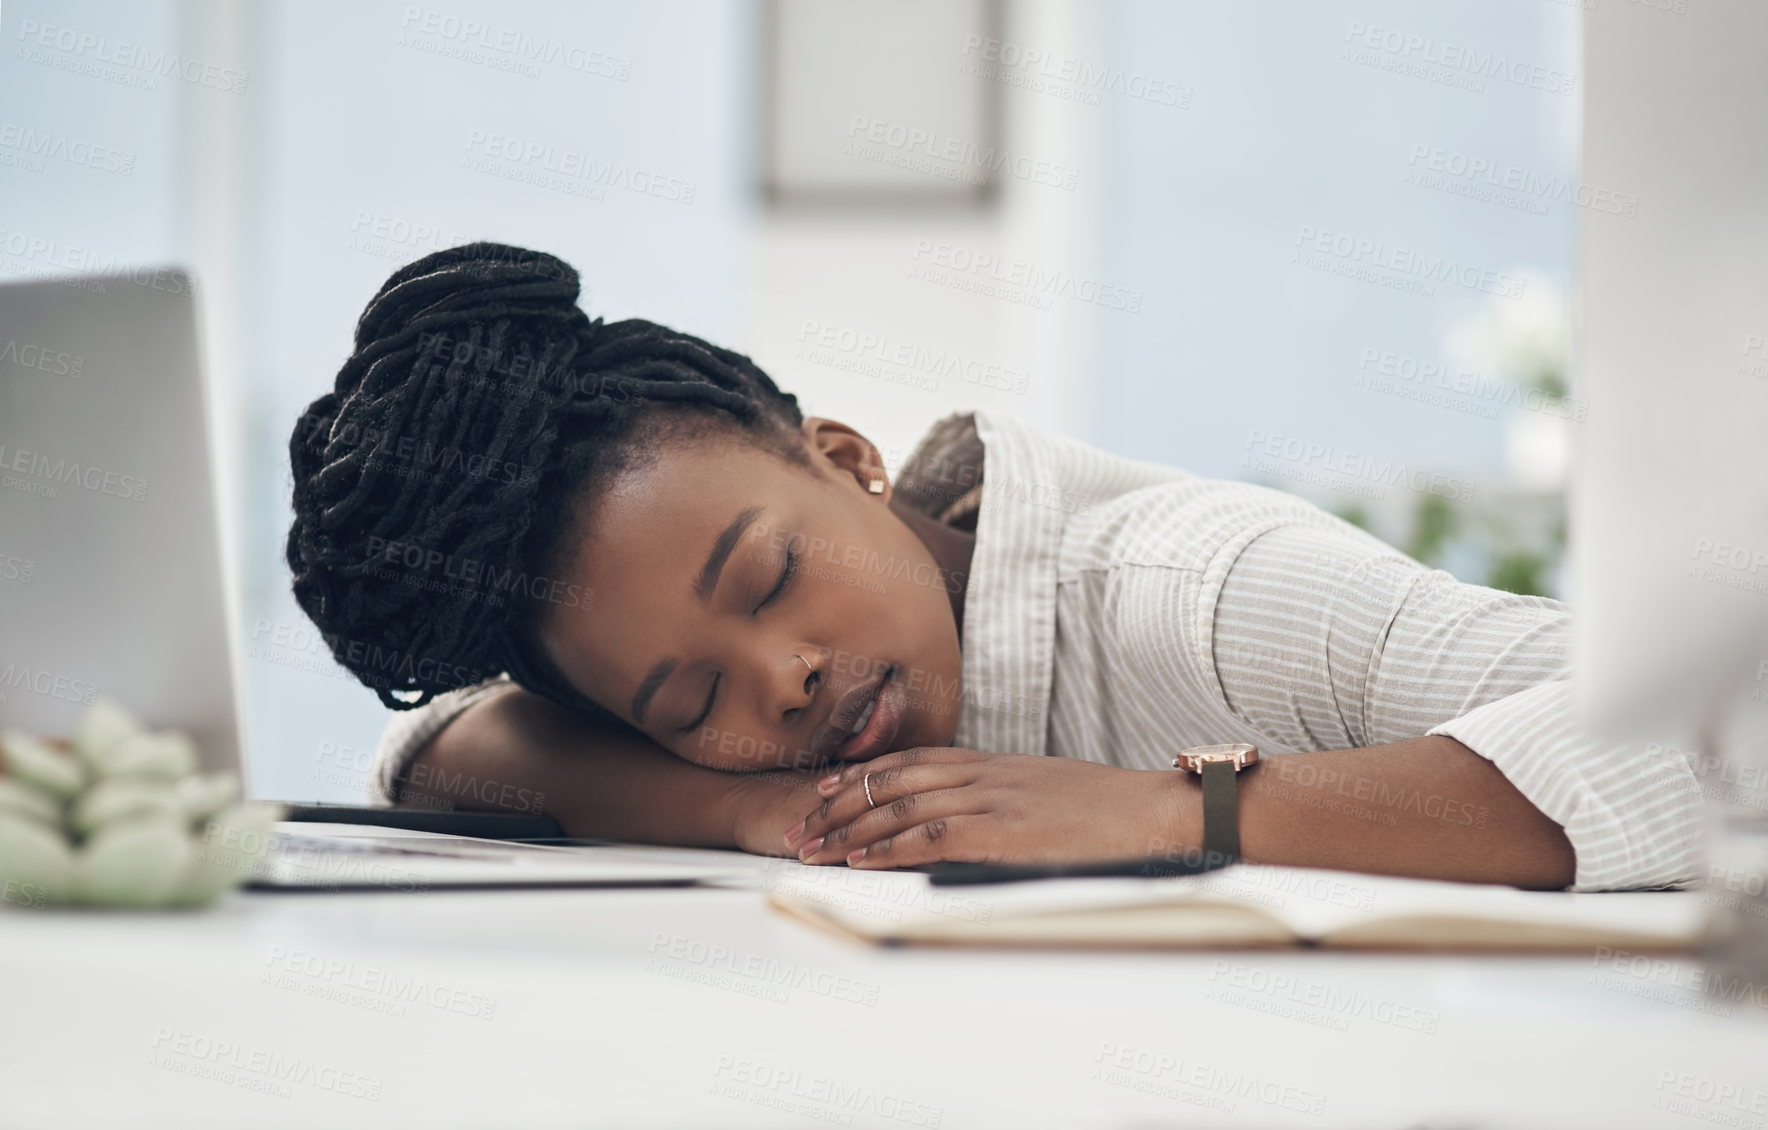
[764,862,1705,952]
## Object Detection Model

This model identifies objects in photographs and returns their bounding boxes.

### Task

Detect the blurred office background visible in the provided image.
[0,0,1583,801]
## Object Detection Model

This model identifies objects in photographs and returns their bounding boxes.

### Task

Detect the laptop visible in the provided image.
[0,270,754,890]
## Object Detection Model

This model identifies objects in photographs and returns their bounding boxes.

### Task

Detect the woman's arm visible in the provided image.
[395,685,820,855]
[1201,521,1703,891]
[790,735,1574,888]
[1177,734,1576,889]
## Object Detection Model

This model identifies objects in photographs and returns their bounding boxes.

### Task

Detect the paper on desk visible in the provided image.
[265,824,766,887]
[763,862,1707,949]
[1197,864,1706,946]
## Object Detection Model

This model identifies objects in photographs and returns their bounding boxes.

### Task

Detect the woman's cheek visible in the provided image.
[690,725,816,773]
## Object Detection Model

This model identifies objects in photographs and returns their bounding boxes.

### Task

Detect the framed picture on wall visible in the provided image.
[761,0,1001,208]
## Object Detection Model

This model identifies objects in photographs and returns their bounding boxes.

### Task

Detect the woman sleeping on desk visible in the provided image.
[285,243,1702,894]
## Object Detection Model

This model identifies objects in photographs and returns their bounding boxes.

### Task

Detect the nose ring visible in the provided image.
[794,653,813,676]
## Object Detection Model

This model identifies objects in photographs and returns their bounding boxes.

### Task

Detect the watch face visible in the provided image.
[1174,744,1259,773]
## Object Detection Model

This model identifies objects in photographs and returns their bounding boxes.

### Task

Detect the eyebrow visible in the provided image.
[695,505,764,603]
[631,506,764,726]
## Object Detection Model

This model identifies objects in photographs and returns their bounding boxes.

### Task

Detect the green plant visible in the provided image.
[1486,550,1550,597]
[1330,502,1373,532]
[0,700,282,909]
[1406,494,1457,566]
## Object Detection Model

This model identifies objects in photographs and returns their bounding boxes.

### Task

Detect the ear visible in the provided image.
[800,417,891,500]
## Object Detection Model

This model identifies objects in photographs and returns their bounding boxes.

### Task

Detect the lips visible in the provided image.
[810,664,902,765]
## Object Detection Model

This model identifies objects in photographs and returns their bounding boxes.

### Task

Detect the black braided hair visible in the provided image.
[286,242,806,717]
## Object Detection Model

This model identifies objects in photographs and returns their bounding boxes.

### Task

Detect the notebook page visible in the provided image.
[1220,864,1707,944]
[766,863,1703,947]
[763,867,1289,935]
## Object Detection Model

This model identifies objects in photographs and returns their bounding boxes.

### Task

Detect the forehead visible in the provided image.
[590,438,802,557]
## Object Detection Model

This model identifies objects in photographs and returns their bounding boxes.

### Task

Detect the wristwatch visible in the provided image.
[1173,743,1260,864]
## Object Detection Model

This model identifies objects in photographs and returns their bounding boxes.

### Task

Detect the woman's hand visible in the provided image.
[729,768,828,857]
[781,747,1193,869]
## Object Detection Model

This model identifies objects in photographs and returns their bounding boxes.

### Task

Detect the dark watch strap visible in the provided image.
[1200,759,1240,863]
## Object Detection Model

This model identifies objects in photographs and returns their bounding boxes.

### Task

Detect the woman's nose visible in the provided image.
[777,649,820,724]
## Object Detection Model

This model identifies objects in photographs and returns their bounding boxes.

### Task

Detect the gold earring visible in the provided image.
[867,478,885,494]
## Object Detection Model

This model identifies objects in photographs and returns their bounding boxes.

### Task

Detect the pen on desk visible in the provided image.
[923,855,1233,886]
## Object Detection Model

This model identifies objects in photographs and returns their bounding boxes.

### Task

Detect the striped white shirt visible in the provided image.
[372,409,1703,891]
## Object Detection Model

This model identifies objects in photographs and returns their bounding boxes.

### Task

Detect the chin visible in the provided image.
[908,704,961,751]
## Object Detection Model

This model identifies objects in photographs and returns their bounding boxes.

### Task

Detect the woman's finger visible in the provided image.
[798,786,985,865]
[815,747,987,797]
[791,762,977,855]
[847,813,991,869]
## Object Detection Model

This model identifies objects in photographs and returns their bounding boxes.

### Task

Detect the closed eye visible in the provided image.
[676,548,794,735]
[677,673,720,735]
[754,546,796,614]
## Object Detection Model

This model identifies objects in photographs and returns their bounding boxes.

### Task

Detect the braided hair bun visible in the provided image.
[286,242,804,713]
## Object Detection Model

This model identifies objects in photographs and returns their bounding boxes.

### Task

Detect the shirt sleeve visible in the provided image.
[1205,520,1705,892]
[369,674,515,804]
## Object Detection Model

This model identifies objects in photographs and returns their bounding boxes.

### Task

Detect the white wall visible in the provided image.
[1099,0,1579,482]
[740,0,1107,468]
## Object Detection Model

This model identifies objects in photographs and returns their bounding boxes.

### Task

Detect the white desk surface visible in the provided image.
[3,842,1764,1130]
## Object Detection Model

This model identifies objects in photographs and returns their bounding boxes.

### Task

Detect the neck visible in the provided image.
[889,498,974,642]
